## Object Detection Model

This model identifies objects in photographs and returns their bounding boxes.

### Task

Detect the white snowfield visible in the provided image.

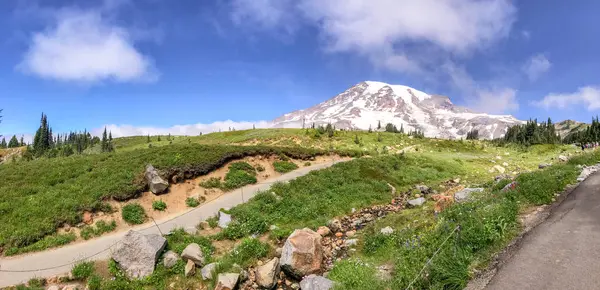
[272,81,523,139]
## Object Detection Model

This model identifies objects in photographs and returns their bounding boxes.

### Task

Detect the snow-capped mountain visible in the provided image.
[272,81,523,139]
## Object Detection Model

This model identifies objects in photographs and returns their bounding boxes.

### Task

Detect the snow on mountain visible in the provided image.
[272,81,523,139]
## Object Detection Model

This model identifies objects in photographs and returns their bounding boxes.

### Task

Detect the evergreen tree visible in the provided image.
[32,113,51,155]
[158,135,162,141]
[377,121,381,130]
[0,137,6,148]
[147,134,151,143]
[466,129,479,140]
[354,134,360,144]
[400,124,404,134]
[101,127,108,152]
[368,125,373,133]
[8,135,19,148]
[19,135,24,146]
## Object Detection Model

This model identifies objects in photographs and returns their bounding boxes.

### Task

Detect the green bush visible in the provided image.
[273,161,299,173]
[200,177,222,188]
[27,278,45,288]
[255,164,265,172]
[206,216,219,228]
[222,170,257,190]
[152,200,167,211]
[80,220,117,240]
[228,161,255,174]
[121,204,146,225]
[87,275,102,290]
[186,197,200,208]
[4,233,76,256]
[71,261,95,280]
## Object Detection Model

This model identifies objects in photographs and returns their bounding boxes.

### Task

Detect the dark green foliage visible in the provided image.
[228,161,255,174]
[27,278,45,288]
[0,144,340,252]
[4,233,77,256]
[408,129,425,138]
[152,200,167,211]
[223,169,257,190]
[87,275,102,290]
[8,135,20,148]
[121,204,146,224]
[273,161,299,173]
[186,197,200,207]
[564,116,600,144]
[385,123,399,133]
[256,164,265,172]
[166,228,214,258]
[377,133,383,142]
[502,118,561,146]
[354,134,360,144]
[466,129,479,140]
[80,220,117,240]
[200,177,222,188]
[101,127,114,152]
[0,137,6,148]
[71,261,95,280]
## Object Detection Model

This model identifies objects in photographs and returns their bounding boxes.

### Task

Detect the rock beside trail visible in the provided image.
[145,164,169,194]
[218,211,232,228]
[328,219,342,233]
[415,185,430,194]
[300,275,334,290]
[578,163,600,181]
[163,250,179,268]
[185,259,196,277]
[201,262,218,280]
[256,257,280,289]
[407,197,426,207]
[380,226,394,235]
[559,155,568,162]
[111,230,167,279]
[182,243,205,266]
[46,286,59,290]
[317,226,331,236]
[454,188,484,202]
[502,181,518,192]
[281,228,323,279]
[491,165,506,174]
[539,163,552,169]
[215,273,239,290]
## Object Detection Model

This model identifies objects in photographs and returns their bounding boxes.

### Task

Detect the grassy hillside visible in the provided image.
[555,119,588,138]
[0,144,347,253]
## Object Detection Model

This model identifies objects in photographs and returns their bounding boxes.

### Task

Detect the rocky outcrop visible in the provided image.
[380,226,394,235]
[218,211,232,228]
[454,188,483,202]
[256,258,280,289]
[407,197,426,207]
[280,228,323,279]
[182,243,205,266]
[215,273,240,290]
[201,262,218,280]
[539,163,552,169]
[163,250,179,268]
[185,259,196,277]
[299,275,334,290]
[145,164,169,194]
[111,230,167,279]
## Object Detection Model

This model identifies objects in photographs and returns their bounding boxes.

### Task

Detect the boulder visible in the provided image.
[559,155,568,162]
[82,212,93,225]
[454,188,484,202]
[201,262,218,280]
[415,185,430,193]
[345,239,358,247]
[502,162,509,167]
[280,228,323,279]
[111,230,167,279]
[145,164,169,194]
[502,181,518,192]
[407,197,426,207]
[380,226,394,235]
[185,259,196,277]
[163,250,179,268]
[299,275,334,290]
[256,257,280,289]
[218,211,232,228]
[47,286,60,290]
[182,243,205,266]
[317,226,330,237]
[327,219,342,232]
[539,163,552,169]
[215,273,239,290]
[492,165,506,174]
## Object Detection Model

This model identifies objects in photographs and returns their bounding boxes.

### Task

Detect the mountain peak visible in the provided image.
[273,81,523,139]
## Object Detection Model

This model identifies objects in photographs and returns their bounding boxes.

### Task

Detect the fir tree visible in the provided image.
[377,120,381,130]
[8,135,19,148]
[0,137,6,148]
[368,125,373,133]
[147,135,151,143]
[101,127,108,152]
[400,124,404,134]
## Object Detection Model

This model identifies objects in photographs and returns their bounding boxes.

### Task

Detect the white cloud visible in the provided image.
[534,87,600,111]
[93,120,273,138]
[18,10,157,83]
[230,0,298,35]
[523,54,551,81]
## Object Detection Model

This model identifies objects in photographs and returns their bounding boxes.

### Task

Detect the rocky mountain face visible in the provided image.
[272,81,523,139]
[555,119,588,138]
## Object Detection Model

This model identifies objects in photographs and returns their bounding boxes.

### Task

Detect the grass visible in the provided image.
[152,200,167,211]
[4,233,76,256]
[186,197,200,207]
[209,238,271,287]
[71,261,95,280]
[273,160,299,173]
[80,220,117,240]
[121,204,146,225]
[199,177,222,188]
[0,143,342,253]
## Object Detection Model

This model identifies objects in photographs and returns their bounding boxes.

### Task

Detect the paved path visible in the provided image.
[486,171,600,290]
[0,159,346,287]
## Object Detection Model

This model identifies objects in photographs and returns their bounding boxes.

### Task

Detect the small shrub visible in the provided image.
[71,261,95,280]
[200,177,222,188]
[229,161,256,175]
[206,216,219,228]
[273,161,299,173]
[87,275,102,290]
[186,197,200,207]
[223,170,257,190]
[255,164,265,172]
[152,200,167,211]
[121,204,146,224]
[304,162,311,166]
[27,278,45,288]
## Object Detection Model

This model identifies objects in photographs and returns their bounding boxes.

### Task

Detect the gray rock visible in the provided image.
[184,259,195,277]
[328,219,342,232]
[415,185,429,193]
[111,230,167,279]
[181,243,205,266]
[201,262,217,280]
[539,163,552,169]
[502,181,518,192]
[492,165,506,174]
[215,273,239,290]
[218,211,232,228]
[345,239,358,247]
[407,197,426,207]
[163,250,179,268]
[145,164,169,194]
[559,155,568,162]
[47,286,60,290]
[380,226,394,235]
[454,188,484,202]
[299,274,334,290]
[256,257,280,289]
[281,228,323,279]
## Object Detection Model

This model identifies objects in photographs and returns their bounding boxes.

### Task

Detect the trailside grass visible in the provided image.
[0,144,347,254]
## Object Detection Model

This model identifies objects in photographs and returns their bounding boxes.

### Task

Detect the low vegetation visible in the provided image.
[222,162,257,190]
[71,261,95,280]
[152,200,167,211]
[273,160,298,173]
[4,233,77,256]
[80,220,117,240]
[121,204,146,225]
[185,197,200,208]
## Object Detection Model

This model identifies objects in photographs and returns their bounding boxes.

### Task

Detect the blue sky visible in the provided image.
[2,0,600,139]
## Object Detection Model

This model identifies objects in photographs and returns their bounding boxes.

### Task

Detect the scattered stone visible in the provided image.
[328,219,342,232]
[496,155,502,160]
[275,247,283,257]
[299,275,334,290]
[163,250,179,268]
[317,226,331,236]
[47,286,60,290]
[539,163,552,169]
[182,243,205,266]
[82,212,93,225]
[215,273,240,290]
[502,181,518,192]
[407,197,426,207]
[111,230,167,279]
[559,155,568,162]
[280,228,323,279]
[351,208,356,213]
[415,185,430,193]
[345,230,356,237]
[218,211,232,228]
[345,239,358,247]
[502,162,509,167]
[198,221,209,230]
[63,224,71,233]
[492,165,506,174]
[61,285,79,290]
[377,263,394,281]
[145,164,169,194]
[239,269,249,282]
[380,226,394,235]
[335,232,343,238]
[185,259,196,277]
[454,188,484,202]
[201,263,218,280]
[270,224,279,231]
[452,178,461,184]
[256,257,280,289]
[578,163,600,181]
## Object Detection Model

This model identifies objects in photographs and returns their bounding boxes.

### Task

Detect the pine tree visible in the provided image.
[377,121,381,130]
[101,127,108,152]
[368,125,373,133]
[0,137,6,148]
[147,135,151,143]
[8,135,18,148]
[400,124,404,134]
[158,135,162,141]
